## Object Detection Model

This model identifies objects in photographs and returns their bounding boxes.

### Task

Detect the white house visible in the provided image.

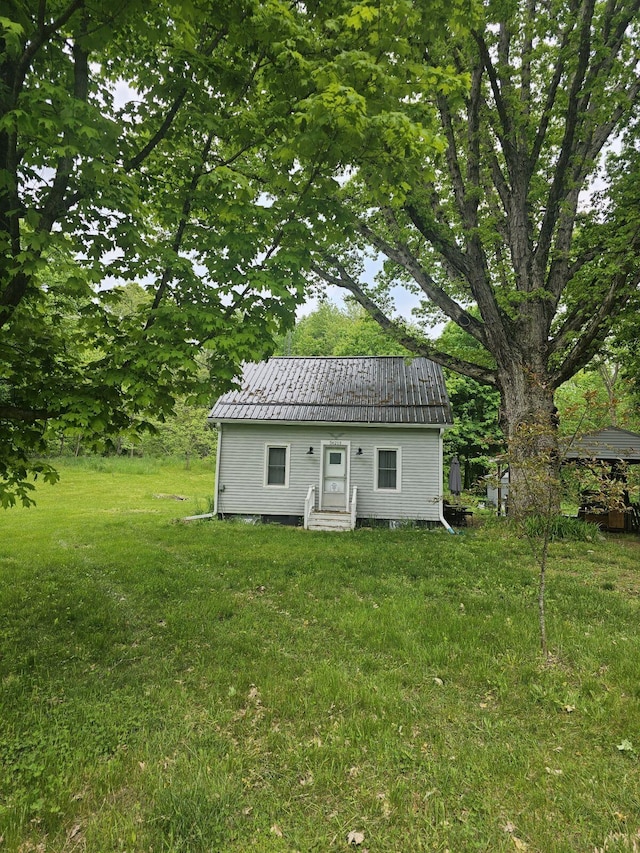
[208,357,454,531]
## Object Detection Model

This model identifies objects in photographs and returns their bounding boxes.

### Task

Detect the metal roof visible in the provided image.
[562,427,640,463]
[209,357,453,426]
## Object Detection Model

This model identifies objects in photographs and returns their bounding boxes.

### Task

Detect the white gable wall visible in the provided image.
[215,422,442,521]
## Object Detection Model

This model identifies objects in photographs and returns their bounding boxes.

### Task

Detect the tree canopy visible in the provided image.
[0,0,313,504]
[276,301,410,357]
[2,0,472,504]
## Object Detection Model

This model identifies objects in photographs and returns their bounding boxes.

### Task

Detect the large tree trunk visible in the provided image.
[497,360,560,519]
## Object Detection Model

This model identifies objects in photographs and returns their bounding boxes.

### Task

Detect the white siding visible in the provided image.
[216,423,442,521]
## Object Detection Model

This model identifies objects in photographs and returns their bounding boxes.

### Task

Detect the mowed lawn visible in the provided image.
[1,459,639,852]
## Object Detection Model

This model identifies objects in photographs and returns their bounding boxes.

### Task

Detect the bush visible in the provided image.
[523,514,600,542]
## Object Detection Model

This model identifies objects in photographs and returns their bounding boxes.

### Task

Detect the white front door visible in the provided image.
[322,445,348,510]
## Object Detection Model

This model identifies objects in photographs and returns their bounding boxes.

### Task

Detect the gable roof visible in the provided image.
[563,426,640,463]
[209,357,453,426]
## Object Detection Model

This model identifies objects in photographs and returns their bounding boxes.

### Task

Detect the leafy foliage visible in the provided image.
[444,372,501,489]
[522,514,600,543]
[277,301,410,357]
[437,318,501,488]
[1,0,320,503]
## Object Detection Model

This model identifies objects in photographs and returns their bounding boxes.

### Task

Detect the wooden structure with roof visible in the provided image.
[208,357,453,531]
[563,427,640,532]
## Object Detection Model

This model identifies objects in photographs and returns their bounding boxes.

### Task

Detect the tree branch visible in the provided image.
[12,0,85,103]
[529,18,574,172]
[145,133,214,325]
[357,218,487,346]
[0,271,30,327]
[0,405,51,422]
[550,228,640,386]
[464,59,482,226]
[311,259,497,385]
[402,201,514,358]
[436,93,466,223]
[472,30,513,157]
[124,24,230,173]
[40,31,89,232]
[489,149,511,215]
[402,202,471,281]
[541,9,640,300]
[534,0,596,277]
[520,0,536,119]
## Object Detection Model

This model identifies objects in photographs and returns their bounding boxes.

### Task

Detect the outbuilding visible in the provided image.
[208,357,454,531]
[563,426,640,532]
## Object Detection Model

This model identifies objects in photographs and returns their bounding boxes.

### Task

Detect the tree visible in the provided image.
[2,0,476,505]
[444,372,501,490]
[332,304,410,357]
[0,0,311,504]
[301,0,640,513]
[277,302,354,357]
[125,398,217,464]
[277,301,410,357]
[555,361,640,438]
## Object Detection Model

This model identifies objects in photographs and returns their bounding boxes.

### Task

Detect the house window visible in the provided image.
[265,445,289,487]
[376,447,401,491]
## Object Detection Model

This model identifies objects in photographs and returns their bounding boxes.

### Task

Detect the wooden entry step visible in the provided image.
[306,510,354,532]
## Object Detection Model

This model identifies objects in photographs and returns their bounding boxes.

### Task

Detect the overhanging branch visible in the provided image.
[311,260,497,386]
[550,231,640,387]
[123,24,230,173]
[357,220,487,346]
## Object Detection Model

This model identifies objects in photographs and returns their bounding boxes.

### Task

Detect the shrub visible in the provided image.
[523,513,600,542]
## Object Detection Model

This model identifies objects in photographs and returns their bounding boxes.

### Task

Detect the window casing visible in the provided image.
[265,445,289,487]
[375,447,401,492]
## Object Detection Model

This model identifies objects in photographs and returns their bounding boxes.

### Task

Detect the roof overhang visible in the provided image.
[211,418,453,430]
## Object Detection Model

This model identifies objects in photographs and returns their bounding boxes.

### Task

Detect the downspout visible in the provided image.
[213,421,223,517]
[438,427,455,534]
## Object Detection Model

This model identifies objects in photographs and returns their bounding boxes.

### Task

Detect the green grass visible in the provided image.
[1,459,639,851]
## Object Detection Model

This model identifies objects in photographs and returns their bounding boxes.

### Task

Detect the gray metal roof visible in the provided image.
[209,357,453,426]
[563,427,640,463]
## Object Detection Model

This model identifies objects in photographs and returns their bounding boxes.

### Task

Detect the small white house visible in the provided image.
[208,357,454,531]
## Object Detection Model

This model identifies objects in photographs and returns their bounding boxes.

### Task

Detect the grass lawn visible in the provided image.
[1,458,639,852]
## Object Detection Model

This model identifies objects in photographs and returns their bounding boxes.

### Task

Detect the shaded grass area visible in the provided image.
[1,460,639,851]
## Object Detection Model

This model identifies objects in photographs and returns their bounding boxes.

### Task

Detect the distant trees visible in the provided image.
[277,302,409,358]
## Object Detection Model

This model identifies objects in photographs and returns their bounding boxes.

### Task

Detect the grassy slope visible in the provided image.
[0,459,639,852]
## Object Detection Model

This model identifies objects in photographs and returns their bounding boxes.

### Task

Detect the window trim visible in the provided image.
[374,446,402,493]
[264,443,290,488]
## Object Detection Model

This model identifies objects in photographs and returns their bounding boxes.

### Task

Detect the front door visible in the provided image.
[322,445,348,510]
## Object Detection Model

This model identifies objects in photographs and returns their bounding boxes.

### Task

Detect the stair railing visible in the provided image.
[304,484,316,529]
[350,486,358,530]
